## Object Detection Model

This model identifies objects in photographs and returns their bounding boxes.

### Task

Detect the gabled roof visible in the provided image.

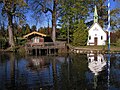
[23,31,47,38]
[88,22,106,33]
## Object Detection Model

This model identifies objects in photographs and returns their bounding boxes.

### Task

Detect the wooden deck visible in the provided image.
[25,42,66,55]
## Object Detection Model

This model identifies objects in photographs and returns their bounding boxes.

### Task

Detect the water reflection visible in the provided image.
[0,53,120,90]
[27,56,50,71]
[87,54,106,75]
[87,53,107,89]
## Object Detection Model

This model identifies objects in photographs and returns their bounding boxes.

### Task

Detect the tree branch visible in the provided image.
[33,0,53,14]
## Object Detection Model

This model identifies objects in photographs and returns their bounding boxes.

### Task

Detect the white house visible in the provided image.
[87,6,107,46]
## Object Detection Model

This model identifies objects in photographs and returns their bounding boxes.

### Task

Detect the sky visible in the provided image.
[25,11,52,30]
[0,0,119,30]
[25,0,119,30]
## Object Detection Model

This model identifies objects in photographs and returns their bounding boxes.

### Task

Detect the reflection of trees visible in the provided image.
[110,55,120,88]
[1,53,120,90]
[60,54,88,90]
[0,53,29,90]
[27,56,50,71]
[52,56,58,90]
[0,53,8,90]
[26,56,54,89]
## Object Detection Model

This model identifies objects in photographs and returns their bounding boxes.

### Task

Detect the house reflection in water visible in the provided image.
[87,54,106,75]
[87,54,107,89]
[27,56,50,71]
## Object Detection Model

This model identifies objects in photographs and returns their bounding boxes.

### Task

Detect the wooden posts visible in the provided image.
[25,42,66,56]
[27,48,59,56]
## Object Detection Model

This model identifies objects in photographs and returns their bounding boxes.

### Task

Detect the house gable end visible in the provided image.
[89,23,106,34]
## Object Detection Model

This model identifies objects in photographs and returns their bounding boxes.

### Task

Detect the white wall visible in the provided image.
[87,23,107,45]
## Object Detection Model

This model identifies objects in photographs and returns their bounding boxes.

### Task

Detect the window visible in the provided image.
[101,36,103,40]
[89,36,91,40]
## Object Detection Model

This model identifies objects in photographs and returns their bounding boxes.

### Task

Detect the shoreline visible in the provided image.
[68,45,120,54]
[1,45,120,54]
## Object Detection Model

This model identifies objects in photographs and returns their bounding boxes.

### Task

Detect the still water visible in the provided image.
[0,53,120,90]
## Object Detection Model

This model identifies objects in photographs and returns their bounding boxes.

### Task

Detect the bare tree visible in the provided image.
[31,0,58,42]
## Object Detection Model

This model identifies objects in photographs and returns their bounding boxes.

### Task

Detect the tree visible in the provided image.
[17,26,22,37]
[0,0,27,48]
[90,0,120,27]
[38,27,47,34]
[25,24,31,34]
[58,0,91,41]
[30,0,58,42]
[93,0,108,27]
[31,25,37,32]
[73,20,88,46]
[111,8,120,30]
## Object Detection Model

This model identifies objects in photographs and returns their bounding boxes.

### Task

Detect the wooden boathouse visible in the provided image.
[23,31,66,55]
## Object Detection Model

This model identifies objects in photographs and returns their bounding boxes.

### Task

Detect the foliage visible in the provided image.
[0,38,9,49]
[116,39,120,47]
[0,0,120,48]
[25,24,31,34]
[31,25,37,32]
[72,20,88,46]
[111,8,120,30]
[1,0,28,19]
[38,27,47,34]
[58,0,91,39]
[0,0,28,47]
[29,0,58,42]
[94,0,108,27]
[17,46,26,56]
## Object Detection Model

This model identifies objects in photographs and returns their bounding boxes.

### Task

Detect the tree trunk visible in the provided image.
[52,0,57,42]
[8,14,15,47]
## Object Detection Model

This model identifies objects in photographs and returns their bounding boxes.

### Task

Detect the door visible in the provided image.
[94,37,98,46]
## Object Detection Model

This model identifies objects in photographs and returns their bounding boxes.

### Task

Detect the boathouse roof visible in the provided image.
[23,31,47,38]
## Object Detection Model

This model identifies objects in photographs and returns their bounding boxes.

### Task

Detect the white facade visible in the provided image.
[87,23,107,45]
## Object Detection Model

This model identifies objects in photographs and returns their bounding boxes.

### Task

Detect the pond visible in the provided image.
[0,53,120,90]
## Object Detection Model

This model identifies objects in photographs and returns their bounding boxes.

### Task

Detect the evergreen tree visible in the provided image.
[73,20,88,46]
[31,25,37,32]
[58,0,92,41]
[25,24,31,34]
